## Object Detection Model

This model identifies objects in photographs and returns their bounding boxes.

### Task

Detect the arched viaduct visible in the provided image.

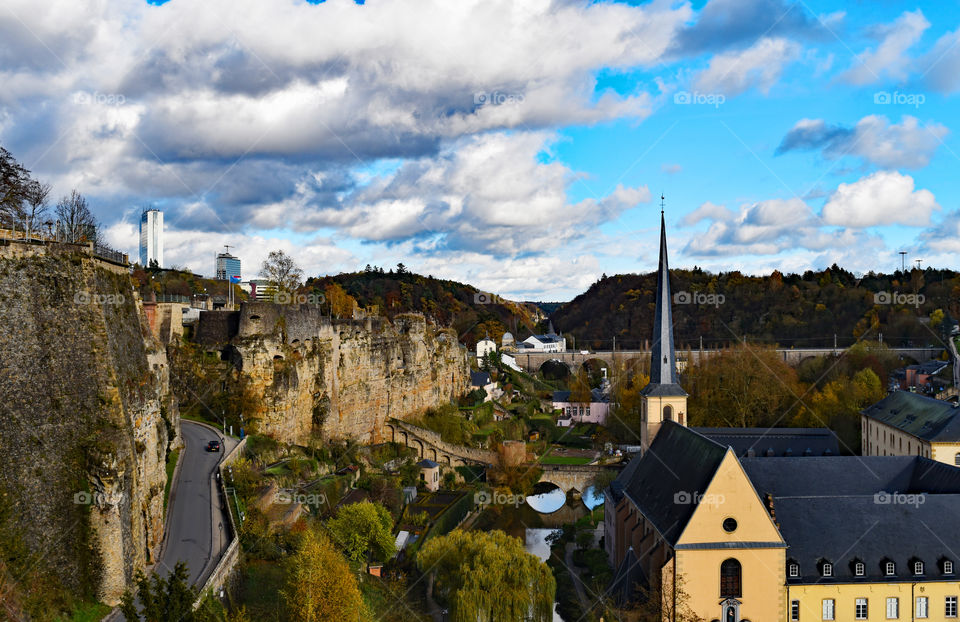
[537,464,623,494]
[385,419,498,467]
[517,346,944,373]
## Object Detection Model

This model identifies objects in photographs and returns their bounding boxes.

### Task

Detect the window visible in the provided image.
[914,560,924,575]
[788,563,799,578]
[916,597,929,619]
[887,598,899,619]
[856,598,869,620]
[955,452,960,466]
[722,518,738,533]
[822,562,833,577]
[823,599,835,621]
[885,561,896,575]
[855,561,865,576]
[663,405,673,422]
[946,560,955,574]
[792,600,800,622]
[948,597,958,618]
[720,559,742,598]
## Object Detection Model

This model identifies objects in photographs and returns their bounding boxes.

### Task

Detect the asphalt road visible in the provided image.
[157,420,234,585]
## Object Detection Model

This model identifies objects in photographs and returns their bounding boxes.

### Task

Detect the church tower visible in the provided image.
[640,204,688,447]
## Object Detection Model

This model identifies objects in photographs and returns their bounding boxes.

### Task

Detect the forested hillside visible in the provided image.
[552,266,959,349]
[305,266,546,345]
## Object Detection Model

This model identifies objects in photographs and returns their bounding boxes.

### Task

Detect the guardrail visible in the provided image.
[192,436,247,609]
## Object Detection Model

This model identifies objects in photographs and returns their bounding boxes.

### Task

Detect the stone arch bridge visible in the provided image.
[517,346,944,373]
[385,419,498,467]
[537,464,623,494]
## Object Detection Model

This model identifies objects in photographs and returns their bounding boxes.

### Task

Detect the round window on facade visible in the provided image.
[722,517,738,533]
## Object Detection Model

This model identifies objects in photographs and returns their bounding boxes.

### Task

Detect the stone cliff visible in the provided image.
[0,243,177,610]
[193,303,469,445]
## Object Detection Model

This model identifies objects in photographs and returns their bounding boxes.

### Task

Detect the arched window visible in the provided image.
[663,405,673,422]
[720,558,742,597]
[954,452,960,466]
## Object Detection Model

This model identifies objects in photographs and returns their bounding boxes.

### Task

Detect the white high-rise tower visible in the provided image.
[139,209,163,267]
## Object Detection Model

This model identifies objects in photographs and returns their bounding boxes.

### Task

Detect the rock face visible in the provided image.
[200,303,469,444]
[0,243,177,606]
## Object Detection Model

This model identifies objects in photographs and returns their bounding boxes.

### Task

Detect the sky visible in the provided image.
[1,0,959,300]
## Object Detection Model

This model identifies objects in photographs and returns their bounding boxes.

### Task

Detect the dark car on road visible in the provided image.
[206,440,221,452]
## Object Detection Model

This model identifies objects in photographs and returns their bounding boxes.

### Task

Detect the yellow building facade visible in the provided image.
[607,422,960,622]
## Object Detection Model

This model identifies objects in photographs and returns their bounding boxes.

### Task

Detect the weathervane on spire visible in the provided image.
[660,193,666,215]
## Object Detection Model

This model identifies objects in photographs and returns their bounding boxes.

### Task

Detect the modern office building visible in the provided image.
[215,253,241,281]
[139,209,163,267]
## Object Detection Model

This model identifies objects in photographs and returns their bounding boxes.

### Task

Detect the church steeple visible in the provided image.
[641,199,687,447]
[649,208,681,388]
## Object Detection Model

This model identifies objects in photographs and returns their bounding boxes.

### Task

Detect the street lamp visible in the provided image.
[218,521,223,551]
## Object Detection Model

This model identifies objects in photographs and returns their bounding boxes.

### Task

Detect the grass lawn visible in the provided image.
[163,448,180,512]
[54,601,111,622]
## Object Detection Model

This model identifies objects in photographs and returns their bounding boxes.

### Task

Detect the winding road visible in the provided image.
[157,420,235,585]
[110,420,235,620]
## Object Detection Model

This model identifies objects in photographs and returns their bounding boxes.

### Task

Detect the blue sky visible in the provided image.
[1,0,958,299]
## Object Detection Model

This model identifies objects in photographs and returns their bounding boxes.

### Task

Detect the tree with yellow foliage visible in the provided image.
[281,529,364,622]
[324,282,358,318]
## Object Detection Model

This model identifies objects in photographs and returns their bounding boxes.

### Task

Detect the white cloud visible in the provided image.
[692,37,801,96]
[919,28,960,94]
[776,115,947,169]
[821,170,938,227]
[841,10,929,85]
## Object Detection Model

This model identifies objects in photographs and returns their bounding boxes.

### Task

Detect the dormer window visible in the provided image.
[885,561,896,576]
[855,561,865,577]
[944,560,955,575]
[788,562,799,578]
[914,560,924,575]
[822,563,833,577]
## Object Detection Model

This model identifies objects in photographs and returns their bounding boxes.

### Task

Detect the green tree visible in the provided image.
[418,530,556,622]
[119,561,198,622]
[260,249,303,294]
[281,529,364,622]
[326,500,396,564]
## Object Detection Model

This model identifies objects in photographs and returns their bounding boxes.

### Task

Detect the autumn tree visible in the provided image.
[260,249,303,293]
[418,530,556,622]
[326,500,395,564]
[324,281,358,317]
[281,529,364,622]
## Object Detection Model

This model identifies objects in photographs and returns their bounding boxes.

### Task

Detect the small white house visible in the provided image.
[476,336,496,359]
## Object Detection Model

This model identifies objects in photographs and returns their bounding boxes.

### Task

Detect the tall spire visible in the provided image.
[643,203,686,396]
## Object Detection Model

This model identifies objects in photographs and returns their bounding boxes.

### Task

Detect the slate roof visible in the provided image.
[639,382,688,397]
[417,459,439,468]
[470,371,492,387]
[742,455,960,584]
[616,422,727,545]
[861,391,960,441]
[610,547,649,606]
[553,389,610,404]
[694,427,839,457]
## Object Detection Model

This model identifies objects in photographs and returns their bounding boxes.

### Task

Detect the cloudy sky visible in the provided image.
[2,0,958,300]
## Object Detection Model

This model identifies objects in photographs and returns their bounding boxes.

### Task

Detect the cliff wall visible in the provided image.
[0,242,177,610]
[194,302,469,444]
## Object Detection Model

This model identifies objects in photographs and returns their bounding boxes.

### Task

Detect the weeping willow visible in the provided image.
[418,530,556,622]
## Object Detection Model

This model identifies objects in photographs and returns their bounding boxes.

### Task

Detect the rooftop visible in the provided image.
[694,427,839,457]
[862,391,960,441]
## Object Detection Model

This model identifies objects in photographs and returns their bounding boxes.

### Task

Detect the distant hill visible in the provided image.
[305,267,544,345]
[551,265,959,350]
